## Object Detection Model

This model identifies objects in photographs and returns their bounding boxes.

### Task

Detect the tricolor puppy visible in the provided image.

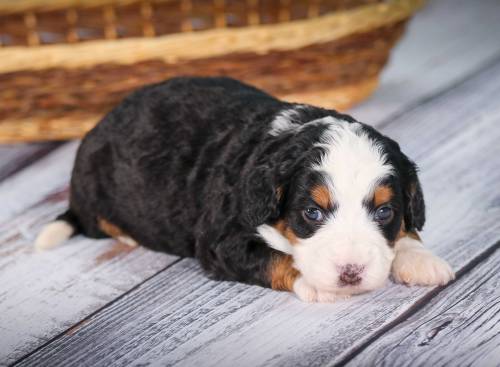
[36,77,455,302]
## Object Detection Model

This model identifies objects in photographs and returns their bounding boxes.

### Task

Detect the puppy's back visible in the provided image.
[37,77,287,253]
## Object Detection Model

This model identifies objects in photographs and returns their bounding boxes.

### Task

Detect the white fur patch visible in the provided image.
[314,121,394,198]
[269,105,306,136]
[257,224,293,254]
[293,276,337,303]
[270,107,344,140]
[392,236,455,286]
[35,220,74,251]
[293,276,319,302]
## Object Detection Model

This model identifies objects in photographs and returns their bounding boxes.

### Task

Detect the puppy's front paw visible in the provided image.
[392,244,455,286]
[292,277,336,303]
[293,277,317,302]
[315,289,337,303]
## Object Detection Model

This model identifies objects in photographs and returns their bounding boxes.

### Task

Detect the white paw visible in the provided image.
[292,277,336,303]
[293,277,317,302]
[316,289,337,303]
[392,246,455,286]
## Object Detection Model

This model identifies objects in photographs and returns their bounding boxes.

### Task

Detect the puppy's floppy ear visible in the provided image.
[401,158,426,232]
[241,165,283,228]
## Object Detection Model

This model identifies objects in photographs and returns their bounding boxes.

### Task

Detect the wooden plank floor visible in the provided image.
[1,0,500,366]
[16,54,500,367]
[347,245,500,367]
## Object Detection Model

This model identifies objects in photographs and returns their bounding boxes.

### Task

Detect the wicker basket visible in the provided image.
[0,0,424,143]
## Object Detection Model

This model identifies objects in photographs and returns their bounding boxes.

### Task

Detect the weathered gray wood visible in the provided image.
[16,53,500,367]
[0,143,58,182]
[0,142,78,224]
[0,143,178,366]
[351,0,500,126]
[346,246,500,367]
[6,0,500,364]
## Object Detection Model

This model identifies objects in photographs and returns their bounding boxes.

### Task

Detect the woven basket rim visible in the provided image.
[0,0,424,73]
[0,77,380,143]
[0,0,175,15]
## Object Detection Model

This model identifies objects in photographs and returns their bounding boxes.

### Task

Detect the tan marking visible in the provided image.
[273,219,298,245]
[396,220,421,242]
[98,218,127,238]
[396,221,406,241]
[269,254,300,291]
[98,218,138,247]
[374,185,394,207]
[311,184,332,209]
[276,186,283,201]
[407,231,421,241]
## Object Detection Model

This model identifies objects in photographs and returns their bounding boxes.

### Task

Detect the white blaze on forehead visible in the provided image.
[314,120,393,202]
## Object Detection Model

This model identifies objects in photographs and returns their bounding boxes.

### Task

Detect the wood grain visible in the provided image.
[15,50,500,367]
[346,246,500,367]
[0,142,178,366]
[0,142,78,224]
[0,142,58,182]
[351,0,500,126]
[5,0,500,364]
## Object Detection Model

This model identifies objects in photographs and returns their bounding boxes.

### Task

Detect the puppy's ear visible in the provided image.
[402,159,426,232]
[241,165,282,228]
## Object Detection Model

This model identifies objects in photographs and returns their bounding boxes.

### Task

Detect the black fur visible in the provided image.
[62,76,425,288]
[376,132,426,233]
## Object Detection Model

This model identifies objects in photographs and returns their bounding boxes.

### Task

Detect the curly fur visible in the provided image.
[36,77,453,300]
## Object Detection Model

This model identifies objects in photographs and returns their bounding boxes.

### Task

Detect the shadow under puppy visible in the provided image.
[36,77,455,302]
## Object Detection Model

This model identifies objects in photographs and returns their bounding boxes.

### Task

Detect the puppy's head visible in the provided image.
[252,110,425,295]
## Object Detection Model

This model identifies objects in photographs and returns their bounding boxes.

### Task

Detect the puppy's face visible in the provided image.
[258,116,423,295]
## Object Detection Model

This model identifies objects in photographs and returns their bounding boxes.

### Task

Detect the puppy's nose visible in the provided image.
[338,264,365,286]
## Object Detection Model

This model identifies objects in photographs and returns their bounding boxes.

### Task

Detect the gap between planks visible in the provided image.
[344,241,500,366]
[335,240,500,366]
[0,142,60,183]
[0,141,178,365]
[374,49,500,131]
[6,51,500,367]
[13,51,500,367]
[11,258,183,367]
[5,2,500,364]
[350,0,500,124]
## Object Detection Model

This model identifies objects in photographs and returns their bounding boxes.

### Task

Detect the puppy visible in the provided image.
[36,77,455,302]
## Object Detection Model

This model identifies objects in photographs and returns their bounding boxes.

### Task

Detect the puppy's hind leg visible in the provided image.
[35,210,80,251]
[97,218,138,247]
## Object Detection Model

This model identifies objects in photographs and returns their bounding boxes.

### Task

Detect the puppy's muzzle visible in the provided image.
[337,263,365,286]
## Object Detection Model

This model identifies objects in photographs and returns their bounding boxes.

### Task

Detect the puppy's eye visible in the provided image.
[303,207,323,222]
[374,205,394,224]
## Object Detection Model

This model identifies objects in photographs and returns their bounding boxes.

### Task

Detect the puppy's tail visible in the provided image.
[35,210,80,251]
